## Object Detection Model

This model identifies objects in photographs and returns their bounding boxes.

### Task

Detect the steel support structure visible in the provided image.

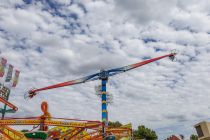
[101,79,107,138]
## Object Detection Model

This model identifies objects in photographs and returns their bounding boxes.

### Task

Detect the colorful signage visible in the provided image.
[12,70,20,87]
[5,64,13,82]
[0,58,7,77]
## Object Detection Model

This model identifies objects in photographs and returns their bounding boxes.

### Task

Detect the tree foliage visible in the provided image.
[190,134,198,140]
[108,121,122,128]
[21,129,29,133]
[133,125,158,140]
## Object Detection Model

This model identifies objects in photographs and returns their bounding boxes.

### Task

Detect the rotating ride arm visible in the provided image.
[26,73,100,99]
[107,51,177,75]
[26,51,177,99]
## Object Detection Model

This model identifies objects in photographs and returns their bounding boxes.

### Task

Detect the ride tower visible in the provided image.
[99,70,109,136]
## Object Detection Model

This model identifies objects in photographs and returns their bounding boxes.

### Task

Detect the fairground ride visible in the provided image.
[25,50,177,138]
[0,101,132,140]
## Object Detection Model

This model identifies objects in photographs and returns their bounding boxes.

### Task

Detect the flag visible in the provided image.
[5,64,13,82]
[12,70,20,87]
[0,58,7,77]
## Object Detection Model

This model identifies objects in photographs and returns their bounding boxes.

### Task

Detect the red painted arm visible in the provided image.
[126,53,176,71]
[0,97,18,111]
[26,51,177,99]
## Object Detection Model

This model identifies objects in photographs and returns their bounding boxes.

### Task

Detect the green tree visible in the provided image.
[190,134,198,140]
[108,121,122,128]
[133,125,158,140]
[21,129,29,133]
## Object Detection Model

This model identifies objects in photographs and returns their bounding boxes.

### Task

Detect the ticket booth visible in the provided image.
[194,121,210,140]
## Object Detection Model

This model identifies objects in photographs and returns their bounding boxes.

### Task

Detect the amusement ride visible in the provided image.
[0,50,177,140]
[0,101,132,140]
[22,50,177,139]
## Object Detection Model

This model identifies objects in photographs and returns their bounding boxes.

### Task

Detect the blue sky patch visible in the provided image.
[143,38,157,43]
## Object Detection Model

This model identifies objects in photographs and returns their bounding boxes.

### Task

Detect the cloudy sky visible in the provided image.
[1,0,210,139]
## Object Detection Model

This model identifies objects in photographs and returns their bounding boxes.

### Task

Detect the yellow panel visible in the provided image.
[0,126,27,140]
[0,119,100,128]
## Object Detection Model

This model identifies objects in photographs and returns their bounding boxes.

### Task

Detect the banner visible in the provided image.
[0,58,7,77]
[12,70,20,87]
[0,84,10,100]
[5,64,13,82]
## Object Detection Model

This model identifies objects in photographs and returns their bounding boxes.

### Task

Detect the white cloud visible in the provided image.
[115,0,178,24]
[0,0,210,139]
